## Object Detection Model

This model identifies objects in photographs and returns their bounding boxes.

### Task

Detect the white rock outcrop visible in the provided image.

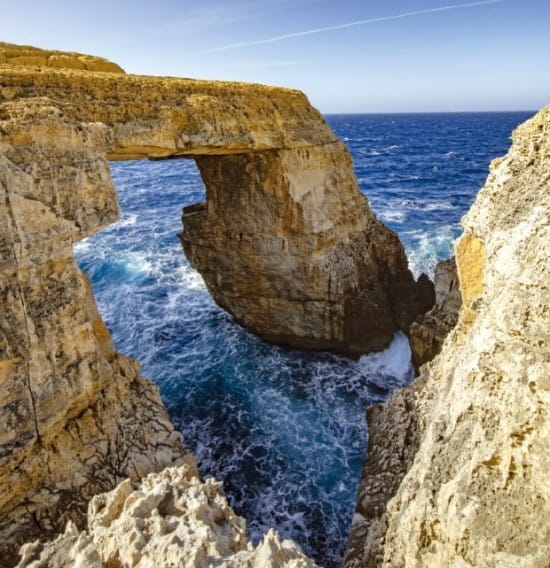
[17,465,316,568]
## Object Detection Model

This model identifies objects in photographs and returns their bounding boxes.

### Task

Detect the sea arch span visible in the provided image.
[0,58,432,353]
[0,47,431,557]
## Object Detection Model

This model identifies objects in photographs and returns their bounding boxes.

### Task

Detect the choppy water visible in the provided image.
[75,111,531,566]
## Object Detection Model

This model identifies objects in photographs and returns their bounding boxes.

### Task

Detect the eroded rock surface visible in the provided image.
[17,465,316,568]
[408,257,461,369]
[345,107,550,567]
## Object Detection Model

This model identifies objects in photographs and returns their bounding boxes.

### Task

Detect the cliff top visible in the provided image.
[0,41,125,74]
[0,41,303,96]
[0,42,333,160]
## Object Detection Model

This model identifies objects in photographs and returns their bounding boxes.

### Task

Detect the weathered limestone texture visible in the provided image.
[17,465,316,568]
[345,106,550,567]
[408,257,461,369]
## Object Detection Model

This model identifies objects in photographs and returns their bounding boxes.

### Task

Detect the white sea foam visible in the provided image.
[73,238,90,253]
[177,265,207,290]
[123,252,154,275]
[386,198,456,212]
[115,213,138,227]
[405,225,458,277]
[379,209,407,223]
[357,332,412,387]
[422,202,455,211]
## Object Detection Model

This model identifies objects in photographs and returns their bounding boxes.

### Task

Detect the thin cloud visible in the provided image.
[163,0,324,35]
[204,0,505,53]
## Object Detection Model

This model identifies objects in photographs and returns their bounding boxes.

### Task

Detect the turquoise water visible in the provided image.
[75,111,532,566]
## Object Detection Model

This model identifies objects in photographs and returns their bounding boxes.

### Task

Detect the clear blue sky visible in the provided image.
[1,0,548,112]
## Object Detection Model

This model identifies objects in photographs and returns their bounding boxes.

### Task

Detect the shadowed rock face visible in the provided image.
[344,107,550,567]
[0,42,429,564]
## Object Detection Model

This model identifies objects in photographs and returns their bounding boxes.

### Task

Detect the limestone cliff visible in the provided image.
[0,61,192,563]
[345,106,550,566]
[16,465,316,568]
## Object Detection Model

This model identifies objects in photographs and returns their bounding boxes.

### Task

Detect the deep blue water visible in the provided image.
[75,111,532,567]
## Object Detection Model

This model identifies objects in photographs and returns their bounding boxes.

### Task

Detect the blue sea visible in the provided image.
[75,111,532,567]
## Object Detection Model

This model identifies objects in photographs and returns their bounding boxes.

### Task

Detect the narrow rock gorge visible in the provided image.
[345,105,549,567]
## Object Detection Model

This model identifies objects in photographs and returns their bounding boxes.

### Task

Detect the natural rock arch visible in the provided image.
[2,45,431,355]
[0,43,432,560]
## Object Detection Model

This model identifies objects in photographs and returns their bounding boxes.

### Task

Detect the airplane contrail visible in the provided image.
[204,0,505,53]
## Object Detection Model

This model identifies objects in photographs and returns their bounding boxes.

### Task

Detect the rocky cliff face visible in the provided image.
[17,465,316,568]
[345,106,550,567]
[0,51,192,564]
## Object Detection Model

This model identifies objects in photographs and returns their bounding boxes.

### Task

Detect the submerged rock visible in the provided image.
[345,106,550,567]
